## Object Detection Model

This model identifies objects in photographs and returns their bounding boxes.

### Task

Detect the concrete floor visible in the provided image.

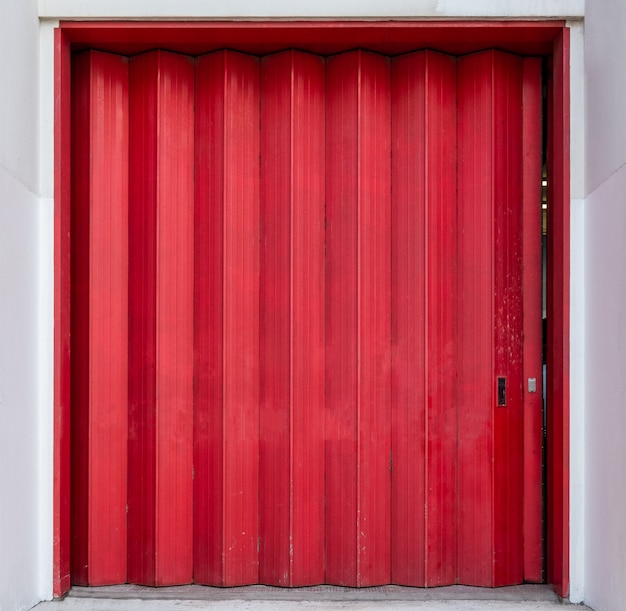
[34,585,592,611]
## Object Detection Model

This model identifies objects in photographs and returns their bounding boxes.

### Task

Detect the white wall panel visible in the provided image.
[38,0,583,19]
[584,0,626,609]
[0,1,48,609]
[0,0,39,192]
[39,21,56,200]
[569,196,585,605]
[38,196,54,602]
[0,168,44,611]
[567,20,585,605]
[586,0,626,194]
[584,168,626,611]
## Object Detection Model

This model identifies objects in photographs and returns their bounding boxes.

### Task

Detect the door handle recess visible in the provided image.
[497,377,506,406]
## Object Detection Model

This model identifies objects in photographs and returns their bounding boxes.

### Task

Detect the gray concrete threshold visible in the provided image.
[34,585,592,610]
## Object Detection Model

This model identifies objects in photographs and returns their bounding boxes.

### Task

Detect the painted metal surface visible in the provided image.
[522,57,544,584]
[325,50,392,587]
[68,42,544,590]
[56,21,567,56]
[390,50,458,587]
[259,50,326,586]
[491,52,525,587]
[457,50,541,587]
[194,50,261,586]
[547,28,571,599]
[457,51,498,586]
[70,50,129,586]
[55,22,571,599]
[54,25,72,597]
[127,50,195,586]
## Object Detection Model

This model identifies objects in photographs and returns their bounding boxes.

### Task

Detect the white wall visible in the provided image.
[38,0,584,19]
[585,2,626,609]
[0,0,49,610]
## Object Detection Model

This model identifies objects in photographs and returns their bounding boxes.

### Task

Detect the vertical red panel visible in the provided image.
[325,51,359,585]
[457,51,495,587]
[260,50,325,586]
[492,52,524,587]
[326,50,391,586]
[289,52,325,585]
[391,49,457,588]
[70,50,129,586]
[391,50,427,587]
[155,52,195,585]
[128,52,158,585]
[88,52,129,586]
[356,50,392,587]
[194,51,225,586]
[54,26,72,597]
[128,50,194,586]
[522,57,544,584]
[422,51,458,587]
[259,50,291,587]
[70,51,91,587]
[195,51,260,586]
[222,50,260,586]
[547,29,570,599]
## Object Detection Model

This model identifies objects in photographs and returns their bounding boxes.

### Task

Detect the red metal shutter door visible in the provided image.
[69,46,542,588]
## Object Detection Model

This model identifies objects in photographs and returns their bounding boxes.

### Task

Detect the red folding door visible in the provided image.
[70,48,542,587]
